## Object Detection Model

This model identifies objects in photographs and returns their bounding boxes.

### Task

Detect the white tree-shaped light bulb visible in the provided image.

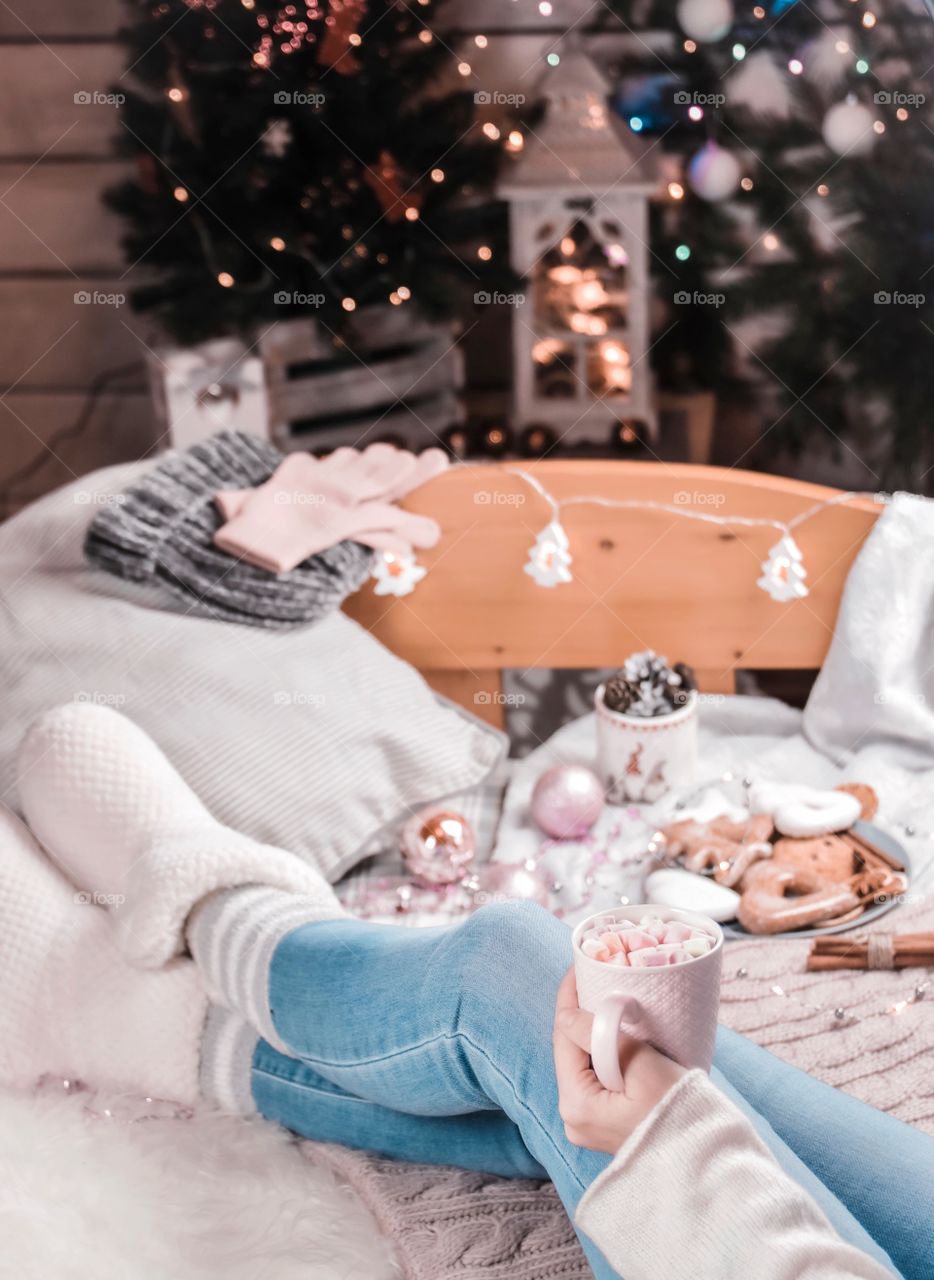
[757,533,808,602]
[525,520,573,587]
[372,550,427,597]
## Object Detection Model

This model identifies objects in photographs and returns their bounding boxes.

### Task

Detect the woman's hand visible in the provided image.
[552,969,685,1154]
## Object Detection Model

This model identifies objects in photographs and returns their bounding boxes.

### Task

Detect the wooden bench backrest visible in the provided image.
[343,461,880,726]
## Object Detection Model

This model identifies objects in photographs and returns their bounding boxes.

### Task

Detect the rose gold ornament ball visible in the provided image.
[401,807,477,885]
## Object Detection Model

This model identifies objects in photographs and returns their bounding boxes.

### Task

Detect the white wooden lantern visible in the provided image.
[499,52,657,445]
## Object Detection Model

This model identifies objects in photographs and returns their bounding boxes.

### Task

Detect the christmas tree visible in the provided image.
[107,0,514,345]
[601,0,934,483]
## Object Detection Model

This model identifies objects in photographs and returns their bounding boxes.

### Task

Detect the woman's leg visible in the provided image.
[251,1031,902,1277]
[265,902,619,1278]
[256,901,895,1275]
[714,1025,933,1280]
[251,1036,548,1179]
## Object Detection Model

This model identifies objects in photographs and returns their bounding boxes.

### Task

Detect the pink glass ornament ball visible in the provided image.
[470,861,551,909]
[531,765,605,839]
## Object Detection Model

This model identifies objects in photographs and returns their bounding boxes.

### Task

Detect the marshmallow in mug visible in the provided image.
[578,914,714,969]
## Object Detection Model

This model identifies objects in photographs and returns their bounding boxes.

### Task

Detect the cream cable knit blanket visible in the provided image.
[718,893,933,1132]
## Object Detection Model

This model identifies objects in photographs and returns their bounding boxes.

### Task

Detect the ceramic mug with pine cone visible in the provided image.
[594,653,698,803]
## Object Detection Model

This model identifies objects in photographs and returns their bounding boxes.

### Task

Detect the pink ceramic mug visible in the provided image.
[572,904,723,1091]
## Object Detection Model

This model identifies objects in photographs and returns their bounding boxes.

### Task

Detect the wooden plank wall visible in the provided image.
[0,0,597,512]
[0,3,151,512]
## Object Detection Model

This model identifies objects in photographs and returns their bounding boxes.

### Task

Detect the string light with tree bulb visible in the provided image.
[524,520,574,588]
[371,550,426,597]
[368,466,888,602]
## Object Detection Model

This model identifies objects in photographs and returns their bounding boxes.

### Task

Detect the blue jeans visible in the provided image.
[250,903,927,1278]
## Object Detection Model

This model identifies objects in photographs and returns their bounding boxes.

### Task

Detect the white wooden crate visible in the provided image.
[149,306,464,454]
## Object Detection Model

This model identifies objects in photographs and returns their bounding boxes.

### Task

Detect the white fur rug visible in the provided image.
[0,1084,399,1280]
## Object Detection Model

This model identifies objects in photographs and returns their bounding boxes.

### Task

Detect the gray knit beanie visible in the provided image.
[84,431,374,630]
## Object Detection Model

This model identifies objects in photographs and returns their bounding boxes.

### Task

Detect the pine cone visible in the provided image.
[602,673,633,713]
[673,661,696,691]
[669,661,697,708]
[602,651,693,718]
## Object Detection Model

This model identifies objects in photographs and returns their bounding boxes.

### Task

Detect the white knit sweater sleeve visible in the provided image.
[575,1071,892,1280]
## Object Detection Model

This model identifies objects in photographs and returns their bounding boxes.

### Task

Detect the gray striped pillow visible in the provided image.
[0,462,506,883]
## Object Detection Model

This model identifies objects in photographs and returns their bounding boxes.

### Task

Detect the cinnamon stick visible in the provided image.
[841,829,906,873]
[806,954,934,971]
[806,931,934,971]
[813,934,932,952]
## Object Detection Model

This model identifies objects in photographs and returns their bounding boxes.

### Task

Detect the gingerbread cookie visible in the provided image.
[835,782,878,822]
[737,861,861,934]
[661,813,773,888]
[771,834,855,884]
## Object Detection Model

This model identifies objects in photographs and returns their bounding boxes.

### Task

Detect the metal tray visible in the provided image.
[720,819,911,940]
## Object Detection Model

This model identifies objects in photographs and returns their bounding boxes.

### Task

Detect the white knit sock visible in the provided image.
[187,886,345,1052]
[16,702,337,968]
[0,805,209,1104]
[199,1004,260,1116]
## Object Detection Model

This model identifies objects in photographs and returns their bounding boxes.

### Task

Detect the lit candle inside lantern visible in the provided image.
[570,312,608,335]
[549,264,583,284]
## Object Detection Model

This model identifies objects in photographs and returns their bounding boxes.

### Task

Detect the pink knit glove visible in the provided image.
[213,445,448,574]
[215,445,447,521]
